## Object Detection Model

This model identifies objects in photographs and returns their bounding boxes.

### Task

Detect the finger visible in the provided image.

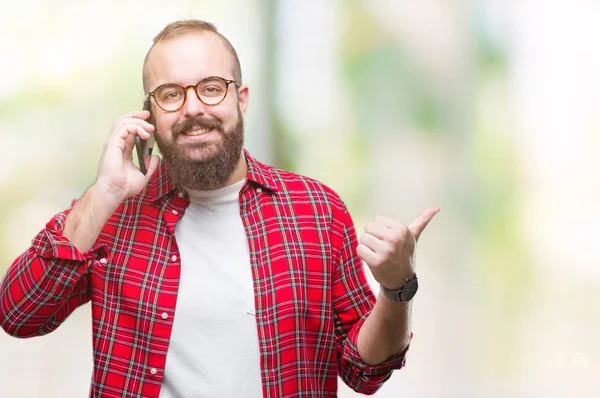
[115,123,151,140]
[356,243,378,266]
[105,124,142,155]
[373,215,402,229]
[122,129,140,162]
[359,232,387,253]
[120,125,148,161]
[110,111,153,133]
[409,206,440,241]
[364,221,394,241]
[121,110,151,121]
[112,118,155,136]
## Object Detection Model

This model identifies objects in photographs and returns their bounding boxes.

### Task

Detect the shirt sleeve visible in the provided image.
[0,206,106,338]
[331,203,409,395]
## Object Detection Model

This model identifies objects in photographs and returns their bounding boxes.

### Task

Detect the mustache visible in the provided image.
[172,116,222,135]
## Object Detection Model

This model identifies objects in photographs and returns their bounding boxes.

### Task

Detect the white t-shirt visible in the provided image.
[159,179,262,398]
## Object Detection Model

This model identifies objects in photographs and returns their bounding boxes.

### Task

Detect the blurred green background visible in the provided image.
[1,0,599,397]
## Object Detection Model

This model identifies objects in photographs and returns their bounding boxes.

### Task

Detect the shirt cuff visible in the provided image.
[32,209,107,262]
[342,312,410,376]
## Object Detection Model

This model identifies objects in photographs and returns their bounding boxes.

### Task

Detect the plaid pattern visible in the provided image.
[0,151,407,397]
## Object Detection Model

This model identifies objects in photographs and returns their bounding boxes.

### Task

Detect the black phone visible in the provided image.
[135,99,156,174]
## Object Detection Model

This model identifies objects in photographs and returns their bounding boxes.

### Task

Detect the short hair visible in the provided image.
[142,20,242,94]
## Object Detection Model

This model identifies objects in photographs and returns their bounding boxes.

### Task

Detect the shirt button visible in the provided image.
[177,192,184,198]
[171,254,178,262]
[172,209,179,215]
[150,368,158,375]
[161,312,168,320]
[99,258,107,264]
[256,188,263,193]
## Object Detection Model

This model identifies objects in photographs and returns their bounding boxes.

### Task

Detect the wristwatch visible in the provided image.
[380,274,419,302]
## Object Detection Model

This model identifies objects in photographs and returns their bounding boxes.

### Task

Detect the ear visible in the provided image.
[237,84,249,116]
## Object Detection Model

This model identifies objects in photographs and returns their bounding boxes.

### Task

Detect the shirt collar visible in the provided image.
[145,149,280,203]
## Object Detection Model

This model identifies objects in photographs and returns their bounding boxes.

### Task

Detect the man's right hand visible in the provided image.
[62,110,160,253]
[95,110,159,205]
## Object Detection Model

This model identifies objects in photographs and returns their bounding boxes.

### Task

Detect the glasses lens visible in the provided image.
[155,84,185,111]
[196,78,228,105]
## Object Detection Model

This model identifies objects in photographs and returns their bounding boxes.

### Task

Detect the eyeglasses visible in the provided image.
[147,76,240,112]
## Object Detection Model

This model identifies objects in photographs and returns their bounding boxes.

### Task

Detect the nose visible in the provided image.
[181,86,206,117]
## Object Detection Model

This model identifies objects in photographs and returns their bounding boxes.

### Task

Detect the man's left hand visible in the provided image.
[356,206,440,290]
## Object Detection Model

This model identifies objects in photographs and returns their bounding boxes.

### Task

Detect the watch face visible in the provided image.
[400,278,419,301]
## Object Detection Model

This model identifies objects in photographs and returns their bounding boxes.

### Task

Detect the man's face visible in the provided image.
[144,32,249,189]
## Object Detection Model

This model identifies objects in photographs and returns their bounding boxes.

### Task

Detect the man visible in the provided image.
[0,20,438,397]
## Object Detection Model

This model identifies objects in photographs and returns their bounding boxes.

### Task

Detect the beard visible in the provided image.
[154,109,245,191]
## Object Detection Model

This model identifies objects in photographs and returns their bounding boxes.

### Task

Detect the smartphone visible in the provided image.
[135,99,156,174]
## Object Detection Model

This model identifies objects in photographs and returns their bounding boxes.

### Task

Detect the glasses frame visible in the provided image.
[146,76,241,112]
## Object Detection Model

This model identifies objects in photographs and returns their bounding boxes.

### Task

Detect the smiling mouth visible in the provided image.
[183,127,212,136]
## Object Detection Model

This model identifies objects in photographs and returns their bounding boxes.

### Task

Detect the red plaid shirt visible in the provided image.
[1,151,407,397]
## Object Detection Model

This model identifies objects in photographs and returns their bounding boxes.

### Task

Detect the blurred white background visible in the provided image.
[1,0,599,397]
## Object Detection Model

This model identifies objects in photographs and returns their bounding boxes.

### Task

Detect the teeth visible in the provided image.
[185,128,210,136]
